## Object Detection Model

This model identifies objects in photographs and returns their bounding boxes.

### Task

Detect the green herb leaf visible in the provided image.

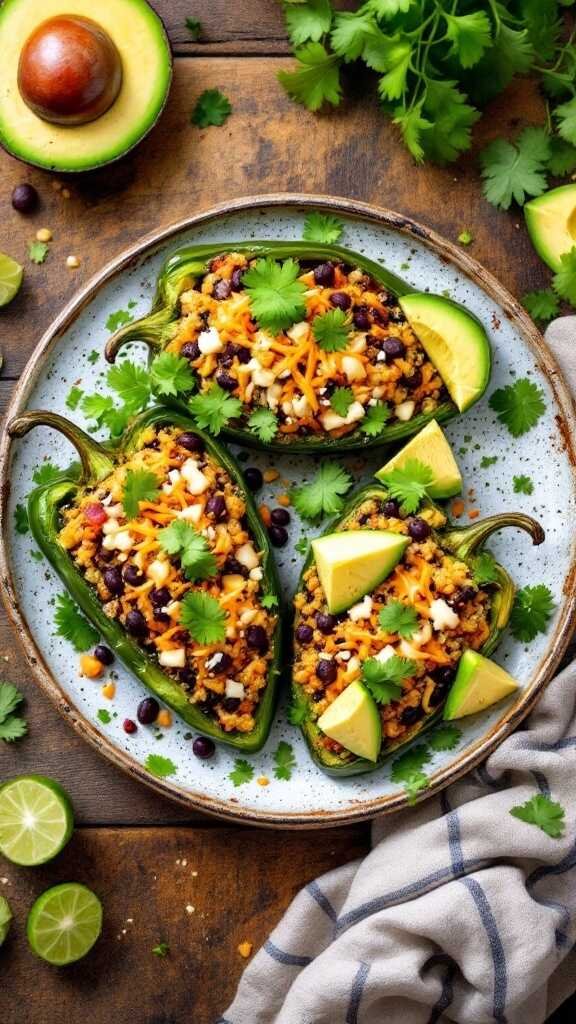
[185,17,201,39]
[364,0,413,15]
[480,455,498,469]
[552,246,576,305]
[65,386,84,411]
[287,689,310,725]
[191,89,232,128]
[547,137,576,177]
[522,289,560,323]
[420,79,479,165]
[428,723,462,752]
[285,0,333,47]
[188,383,243,436]
[510,793,565,838]
[152,941,170,957]
[229,758,254,787]
[105,309,133,333]
[489,377,546,437]
[513,474,534,495]
[150,352,196,397]
[390,743,431,803]
[444,11,492,69]
[480,128,550,209]
[97,709,112,725]
[294,536,309,556]
[123,469,160,520]
[273,740,297,780]
[555,96,576,146]
[392,103,432,164]
[290,463,352,521]
[278,42,342,112]
[360,400,390,436]
[82,394,115,426]
[180,591,227,644]
[510,584,555,642]
[0,683,24,723]
[261,593,279,610]
[472,552,499,585]
[302,211,343,244]
[458,229,474,245]
[330,386,354,417]
[54,593,99,651]
[28,240,48,264]
[313,308,351,352]
[87,350,99,364]
[145,754,177,778]
[362,655,416,704]
[107,361,151,413]
[32,462,62,485]
[243,257,307,333]
[0,716,27,742]
[158,520,217,581]
[331,10,377,62]
[379,458,433,514]
[248,408,278,443]
[14,503,29,535]
[378,600,418,639]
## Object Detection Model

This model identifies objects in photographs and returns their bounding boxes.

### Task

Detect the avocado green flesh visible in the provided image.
[399,293,491,413]
[0,0,172,171]
[317,681,381,762]
[375,418,462,499]
[312,530,410,614]
[444,649,519,720]
[525,185,576,273]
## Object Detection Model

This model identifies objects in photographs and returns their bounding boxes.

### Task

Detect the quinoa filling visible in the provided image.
[166,252,448,439]
[293,496,492,760]
[58,426,277,734]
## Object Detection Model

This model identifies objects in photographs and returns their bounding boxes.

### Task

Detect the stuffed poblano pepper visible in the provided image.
[291,484,543,776]
[105,241,491,453]
[9,407,281,752]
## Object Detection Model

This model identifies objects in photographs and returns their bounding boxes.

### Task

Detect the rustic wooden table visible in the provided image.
[0,3,573,1022]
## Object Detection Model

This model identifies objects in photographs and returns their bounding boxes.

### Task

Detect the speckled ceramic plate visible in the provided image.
[2,194,576,827]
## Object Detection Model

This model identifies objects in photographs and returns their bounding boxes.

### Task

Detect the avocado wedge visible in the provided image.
[399,294,491,413]
[0,0,172,172]
[525,184,576,273]
[375,419,462,499]
[311,530,409,614]
[317,681,381,762]
[444,649,519,720]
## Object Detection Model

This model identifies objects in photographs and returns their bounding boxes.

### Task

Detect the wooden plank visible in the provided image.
[0,59,547,378]
[0,824,369,1022]
[150,0,290,54]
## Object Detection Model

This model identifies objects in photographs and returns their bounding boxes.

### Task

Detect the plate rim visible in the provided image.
[1,191,575,828]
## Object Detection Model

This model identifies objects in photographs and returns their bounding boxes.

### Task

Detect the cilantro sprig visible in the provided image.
[379,458,433,514]
[510,793,565,839]
[180,591,227,644]
[510,584,555,643]
[243,257,307,333]
[54,593,99,651]
[191,89,232,128]
[390,744,431,804]
[229,759,254,787]
[273,740,297,781]
[312,308,351,352]
[472,552,499,586]
[488,378,546,438]
[145,754,177,779]
[362,655,416,705]
[290,463,352,522]
[248,408,278,443]
[158,521,217,582]
[123,469,160,519]
[188,383,242,436]
[303,211,343,244]
[378,601,418,639]
[150,352,196,397]
[361,401,390,437]
[330,387,354,417]
[0,683,27,743]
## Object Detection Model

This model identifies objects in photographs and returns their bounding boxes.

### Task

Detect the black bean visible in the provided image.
[329,291,351,311]
[205,494,226,520]
[103,567,124,595]
[213,278,231,300]
[230,267,244,291]
[244,467,263,492]
[432,666,456,687]
[403,367,422,389]
[314,262,335,287]
[316,612,336,635]
[236,345,251,364]
[193,736,216,759]
[269,525,288,547]
[123,563,145,586]
[11,183,38,213]
[150,587,170,607]
[381,499,401,518]
[177,432,203,453]
[154,611,170,624]
[312,690,325,702]
[381,336,406,360]
[246,624,269,653]
[316,658,337,684]
[407,517,431,541]
[137,697,160,724]
[222,697,241,712]
[215,372,237,392]
[372,308,389,327]
[222,556,249,578]
[271,507,290,526]
[181,341,200,361]
[401,705,424,726]
[295,623,314,644]
[206,651,232,674]
[179,667,197,688]
[449,586,477,610]
[126,609,147,637]
[353,307,371,331]
[94,644,114,665]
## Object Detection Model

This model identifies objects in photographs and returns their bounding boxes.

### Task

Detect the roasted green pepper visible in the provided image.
[9,406,282,752]
[292,483,543,776]
[104,241,487,453]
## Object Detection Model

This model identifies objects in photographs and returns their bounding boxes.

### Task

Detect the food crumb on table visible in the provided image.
[237,941,253,958]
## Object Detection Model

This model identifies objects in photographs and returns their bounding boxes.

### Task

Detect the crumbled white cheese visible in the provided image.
[411,621,432,647]
[197,326,223,354]
[287,321,309,343]
[336,650,351,662]
[292,394,310,419]
[102,529,133,552]
[341,355,367,382]
[147,559,169,587]
[374,644,396,663]
[348,595,373,622]
[252,366,275,388]
[165,601,181,618]
[236,542,259,571]
[320,401,366,432]
[429,598,459,632]
[376,350,387,362]
[351,334,367,353]
[266,383,282,410]
[168,469,181,486]
[250,567,264,581]
[399,639,421,660]
[177,504,203,523]
[225,679,245,699]
[106,503,123,518]
[281,399,294,417]
[206,652,226,671]
[159,648,186,669]
[239,609,257,626]
[346,656,361,675]
[181,459,209,495]
[396,400,416,422]
[102,518,120,535]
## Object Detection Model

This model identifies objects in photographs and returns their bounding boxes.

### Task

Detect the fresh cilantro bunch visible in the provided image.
[0,683,27,743]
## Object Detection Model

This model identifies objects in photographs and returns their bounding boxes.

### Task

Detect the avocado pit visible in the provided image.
[18,15,122,126]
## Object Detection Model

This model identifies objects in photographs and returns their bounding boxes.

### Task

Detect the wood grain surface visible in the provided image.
[0,6,572,1022]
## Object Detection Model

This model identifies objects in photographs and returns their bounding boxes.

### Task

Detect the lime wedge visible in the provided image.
[0,775,74,866]
[0,252,23,307]
[0,894,12,945]
[27,883,102,965]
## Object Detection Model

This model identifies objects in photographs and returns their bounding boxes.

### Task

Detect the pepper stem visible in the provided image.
[8,411,116,484]
[441,512,545,560]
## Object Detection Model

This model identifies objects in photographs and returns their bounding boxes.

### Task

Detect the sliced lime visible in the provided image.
[0,252,23,307]
[0,894,12,945]
[0,775,74,866]
[27,883,102,965]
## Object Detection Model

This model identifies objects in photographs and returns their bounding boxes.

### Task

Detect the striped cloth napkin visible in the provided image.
[220,319,576,1024]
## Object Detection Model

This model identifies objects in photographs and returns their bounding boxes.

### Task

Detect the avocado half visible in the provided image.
[0,0,172,172]
[525,184,576,273]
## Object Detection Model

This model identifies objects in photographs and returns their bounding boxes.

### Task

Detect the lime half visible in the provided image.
[0,894,12,945]
[27,883,102,965]
[0,252,23,307]
[0,776,74,866]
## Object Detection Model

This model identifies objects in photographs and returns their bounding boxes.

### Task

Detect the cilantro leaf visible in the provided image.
[248,408,278,443]
[522,289,560,323]
[285,0,333,47]
[331,10,377,62]
[364,0,413,15]
[180,591,227,644]
[0,716,27,742]
[480,127,550,209]
[97,709,112,725]
[378,39,412,102]
[66,386,84,411]
[105,309,133,333]
[54,593,99,651]
[82,393,115,427]
[287,689,310,725]
[188,383,242,436]
[330,387,354,417]
[278,43,342,112]
[302,211,343,244]
[428,724,462,752]
[552,247,576,305]
[32,461,62,485]
[107,361,151,413]
[290,463,352,521]
[0,683,24,723]
[313,308,351,352]
[513,474,534,495]
[153,941,170,957]
[392,103,432,163]
[294,536,309,556]
[510,793,565,839]
[547,137,576,177]
[123,469,160,519]
[379,458,433,514]
[158,520,217,581]
[419,79,477,165]
[361,400,390,436]
[362,655,416,704]
[229,758,254,787]
[145,754,177,779]
[489,378,546,437]
[14,503,29,535]
[555,96,576,146]
[390,743,431,803]
[261,593,279,610]
[445,11,492,69]
[273,740,297,780]
[378,600,418,638]
[185,17,201,39]
[458,229,474,246]
[150,352,196,397]
[28,240,48,264]
[480,455,498,469]
[472,552,499,586]
[87,350,99,364]
[510,584,555,642]
[191,89,232,128]
[243,257,307,333]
